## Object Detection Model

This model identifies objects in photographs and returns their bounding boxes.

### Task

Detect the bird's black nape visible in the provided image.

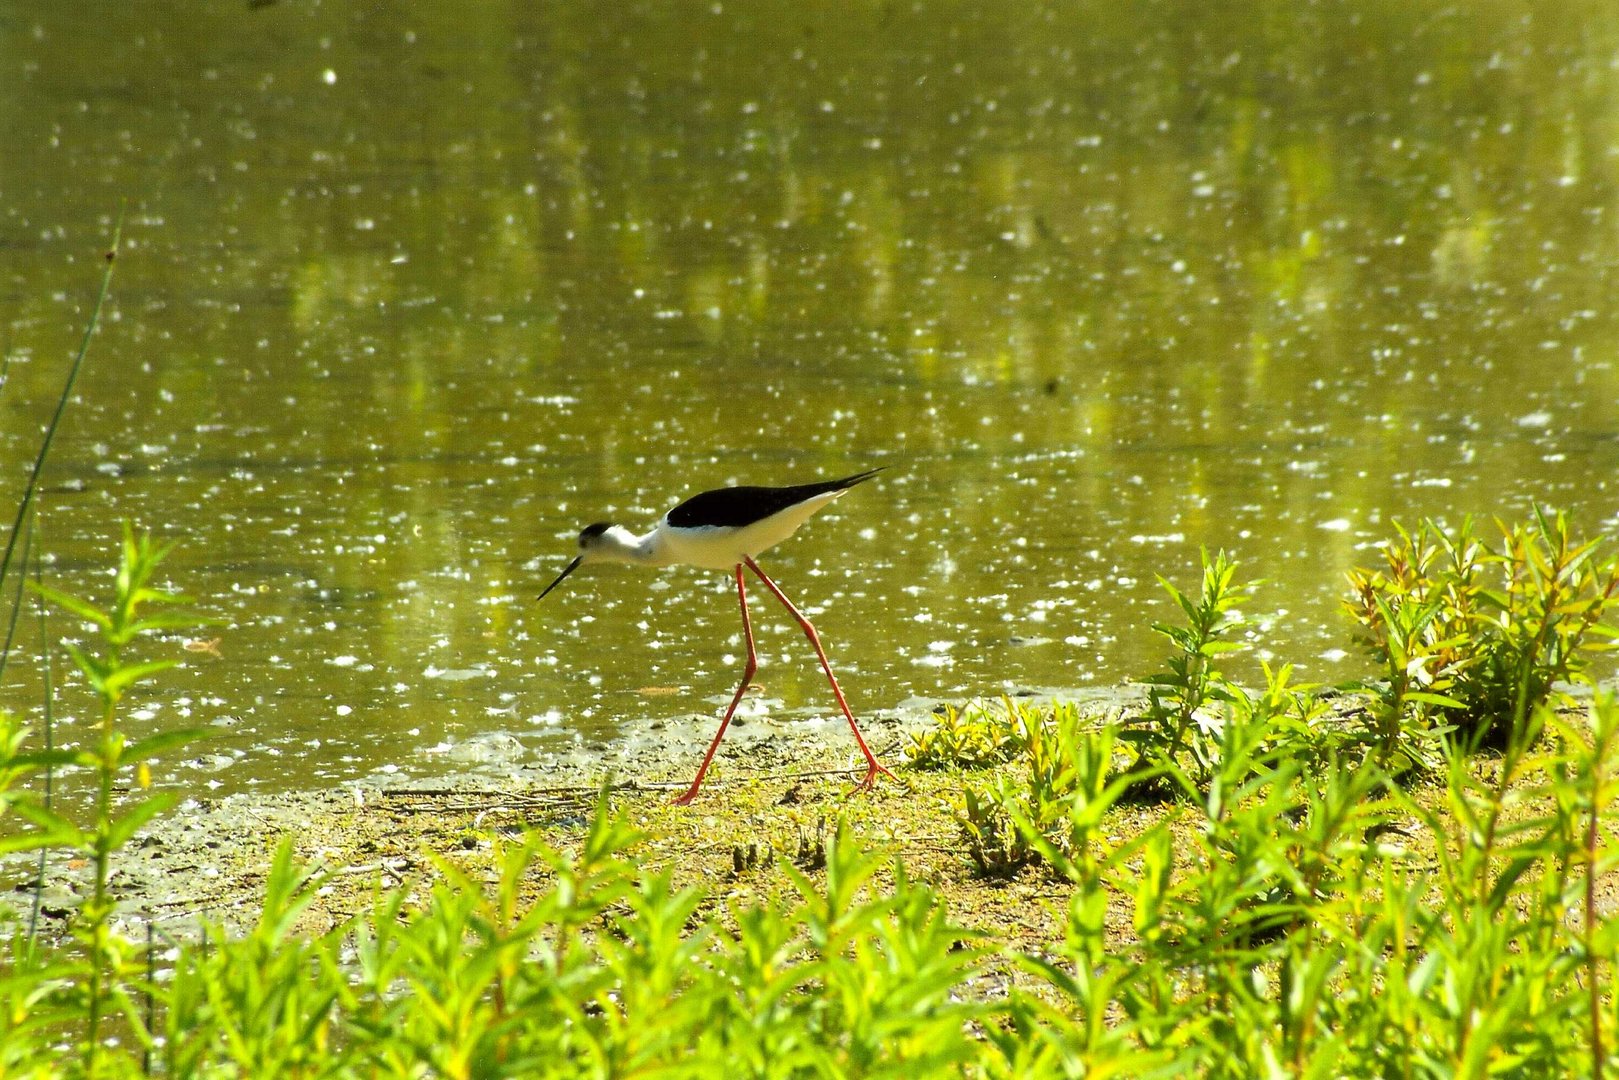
[664,466,888,530]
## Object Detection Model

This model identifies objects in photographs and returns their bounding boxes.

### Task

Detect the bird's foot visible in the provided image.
[670,786,701,806]
[847,759,896,795]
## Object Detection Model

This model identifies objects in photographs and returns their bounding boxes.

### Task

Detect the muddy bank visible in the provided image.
[14,688,1140,946]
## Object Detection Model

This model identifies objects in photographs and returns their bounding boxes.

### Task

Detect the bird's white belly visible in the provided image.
[656,494,837,570]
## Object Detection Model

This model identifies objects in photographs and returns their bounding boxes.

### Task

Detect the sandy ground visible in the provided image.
[13,689,1619,982]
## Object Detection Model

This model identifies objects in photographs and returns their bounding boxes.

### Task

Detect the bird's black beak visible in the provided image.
[537,556,583,601]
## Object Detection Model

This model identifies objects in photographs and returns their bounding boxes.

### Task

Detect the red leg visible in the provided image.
[672,565,757,805]
[743,556,893,792]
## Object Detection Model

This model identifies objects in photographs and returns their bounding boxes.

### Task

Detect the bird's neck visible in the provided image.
[595,525,667,566]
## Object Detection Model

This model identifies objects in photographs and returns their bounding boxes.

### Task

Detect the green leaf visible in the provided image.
[7,748,89,771]
[104,792,180,851]
[132,584,190,606]
[28,582,111,630]
[1486,853,1539,912]
[0,827,78,856]
[128,611,226,635]
[1405,691,1464,709]
[99,658,178,699]
[123,726,211,763]
[7,801,89,852]
[63,642,110,692]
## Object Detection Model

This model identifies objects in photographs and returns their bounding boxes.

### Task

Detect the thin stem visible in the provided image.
[1586,707,1612,1079]
[25,519,53,949]
[0,214,122,608]
[0,512,34,685]
[84,691,119,1071]
[1588,786,1603,1079]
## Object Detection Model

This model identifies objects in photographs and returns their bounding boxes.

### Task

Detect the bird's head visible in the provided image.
[537,522,634,600]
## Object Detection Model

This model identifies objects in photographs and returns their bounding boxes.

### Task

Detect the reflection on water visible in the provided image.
[2,2,1617,793]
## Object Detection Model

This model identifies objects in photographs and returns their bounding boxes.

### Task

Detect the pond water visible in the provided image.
[3,1,1618,794]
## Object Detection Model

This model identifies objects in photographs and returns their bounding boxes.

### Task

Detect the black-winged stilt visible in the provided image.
[538,467,894,804]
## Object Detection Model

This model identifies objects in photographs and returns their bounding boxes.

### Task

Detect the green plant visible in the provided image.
[1346,511,1619,754]
[1470,511,1619,735]
[153,800,996,1078]
[904,700,1024,770]
[959,781,1035,877]
[1124,550,1255,787]
[955,702,1082,876]
[161,843,347,1077]
[15,524,212,1072]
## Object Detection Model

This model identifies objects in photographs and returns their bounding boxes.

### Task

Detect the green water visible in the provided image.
[3,2,1618,792]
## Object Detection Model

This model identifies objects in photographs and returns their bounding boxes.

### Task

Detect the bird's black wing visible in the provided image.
[665,467,886,529]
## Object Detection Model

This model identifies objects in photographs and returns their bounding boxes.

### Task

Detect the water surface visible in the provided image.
[3,1,1618,793]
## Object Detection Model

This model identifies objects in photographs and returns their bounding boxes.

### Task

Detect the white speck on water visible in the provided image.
[423,665,491,681]
[322,68,337,84]
[330,655,360,667]
[1516,410,1552,428]
[1320,648,1349,662]
[1411,477,1452,488]
[1318,518,1352,532]
[335,705,352,717]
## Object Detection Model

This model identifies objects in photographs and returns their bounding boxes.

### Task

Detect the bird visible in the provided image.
[537,467,894,804]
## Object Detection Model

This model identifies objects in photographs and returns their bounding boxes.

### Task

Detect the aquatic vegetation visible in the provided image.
[1345,511,1619,758]
[1125,549,1255,789]
[903,700,1026,771]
